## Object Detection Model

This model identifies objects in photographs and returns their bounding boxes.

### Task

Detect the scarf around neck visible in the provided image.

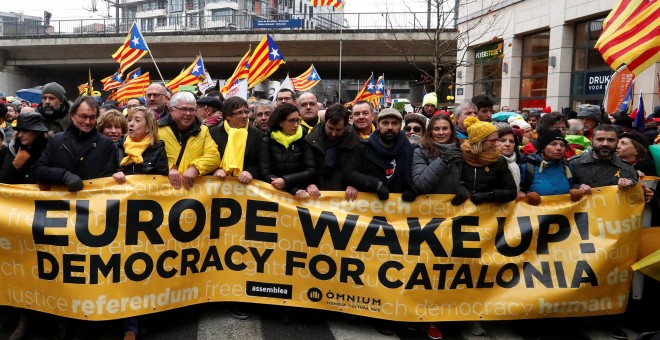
[121,136,152,166]
[220,122,248,176]
[321,122,348,171]
[271,125,303,149]
[460,140,501,170]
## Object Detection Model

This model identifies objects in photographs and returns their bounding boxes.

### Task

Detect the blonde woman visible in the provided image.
[113,106,168,184]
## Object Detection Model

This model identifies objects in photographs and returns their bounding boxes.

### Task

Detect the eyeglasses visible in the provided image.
[300,102,316,108]
[75,114,97,122]
[146,93,164,98]
[276,96,293,102]
[404,126,422,133]
[172,106,196,114]
[286,118,301,124]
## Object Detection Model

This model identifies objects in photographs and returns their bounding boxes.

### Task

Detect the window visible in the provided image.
[171,0,183,12]
[571,18,609,108]
[141,18,153,32]
[169,15,181,26]
[156,17,166,27]
[473,42,503,105]
[212,9,234,22]
[519,31,549,110]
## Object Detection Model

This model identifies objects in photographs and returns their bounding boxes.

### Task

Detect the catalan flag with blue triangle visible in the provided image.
[112,22,149,74]
[291,64,321,91]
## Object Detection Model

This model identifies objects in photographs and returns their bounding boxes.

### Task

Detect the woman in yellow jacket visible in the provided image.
[157,91,220,190]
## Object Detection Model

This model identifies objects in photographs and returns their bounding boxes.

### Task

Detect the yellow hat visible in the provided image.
[465,116,497,145]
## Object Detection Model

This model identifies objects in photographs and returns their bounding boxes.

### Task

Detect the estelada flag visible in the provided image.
[101,70,123,91]
[112,22,149,74]
[248,35,285,89]
[595,0,660,75]
[603,65,635,114]
[221,48,250,94]
[115,72,150,102]
[166,55,206,94]
[291,65,321,91]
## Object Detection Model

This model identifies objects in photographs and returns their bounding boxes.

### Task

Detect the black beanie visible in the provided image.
[537,129,567,152]
[41,82,67,103]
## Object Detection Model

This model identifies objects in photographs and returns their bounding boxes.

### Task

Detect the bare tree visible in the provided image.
[382,0,510,103]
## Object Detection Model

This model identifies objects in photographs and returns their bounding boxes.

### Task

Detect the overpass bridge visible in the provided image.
[0,12,458,100]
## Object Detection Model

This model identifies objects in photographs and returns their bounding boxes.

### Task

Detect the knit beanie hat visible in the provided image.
[41,82,67,103]
[465,116,497,145]
[613,114,633,129]
[508,116,531,130]
[537,129,568,152]
[423,92,437,107]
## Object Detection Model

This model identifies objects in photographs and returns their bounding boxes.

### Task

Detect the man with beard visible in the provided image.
[569,124,637,193]
[36,82,71,133]
[305,104,361,200]
[343,108,416,202]
[297,92,319,130]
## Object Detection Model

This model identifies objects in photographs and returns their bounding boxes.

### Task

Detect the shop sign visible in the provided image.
[475,42,503,64]
[585,71,612,95]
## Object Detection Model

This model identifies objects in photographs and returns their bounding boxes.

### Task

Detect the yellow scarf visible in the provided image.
[220,122,248,176]
[271,125,303,149]
[300,119,314,131]
[121,136,152,166]
[358,124,375,139]
[460,141,501,172]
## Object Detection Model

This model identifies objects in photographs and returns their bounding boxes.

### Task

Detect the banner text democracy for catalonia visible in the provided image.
[0,176,645,321]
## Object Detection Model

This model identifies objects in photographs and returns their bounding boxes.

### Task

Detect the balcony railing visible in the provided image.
[0,12,456,38]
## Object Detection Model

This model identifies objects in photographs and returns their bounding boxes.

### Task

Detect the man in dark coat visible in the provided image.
[36,82,71,133]
[570,124,638,192]
[210,96,262,183]
[305,103,361,200]
[343,108,416,201]
[33,96,118,191]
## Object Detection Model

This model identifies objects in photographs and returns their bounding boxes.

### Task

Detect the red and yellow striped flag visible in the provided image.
[112,22,149,74]
[291,65,321,91]
[115,72,150,102]
[310,0,344,9]
[166,55,206,94]
[248,35,285,89]
[595,0,660,75]
[221,48,251,94]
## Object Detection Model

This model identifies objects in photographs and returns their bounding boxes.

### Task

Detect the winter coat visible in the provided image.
[569,150,638,188]
[0,135,49,184]
[460,156,517,203]
[519,153,573,196]
[259,128,317,195]
[411,144,461,194]
[342,132,416,198]
[305,123,361,191]
[32,125,118,183]
[157,114,220,175]
[37,101,71,133]
[116,138,169,176]
[209,123,263,178]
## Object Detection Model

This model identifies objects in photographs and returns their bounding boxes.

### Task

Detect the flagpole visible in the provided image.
[148,52,167,86]
[337,5,344,103]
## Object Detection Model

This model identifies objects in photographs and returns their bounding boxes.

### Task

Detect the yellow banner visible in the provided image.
[0,176,645,321]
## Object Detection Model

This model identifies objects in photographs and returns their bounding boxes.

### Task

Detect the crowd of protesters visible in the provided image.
[1,83,659,340]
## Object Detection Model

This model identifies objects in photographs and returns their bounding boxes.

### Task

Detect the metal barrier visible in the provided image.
[0,12,456,38]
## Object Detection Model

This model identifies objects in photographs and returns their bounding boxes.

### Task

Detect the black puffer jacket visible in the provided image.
[210,123,263,178]
[32,125,118,183]
[259,127,317,195]
[0,135,49,184]
[460,156,517,203]
[116,138,169,176]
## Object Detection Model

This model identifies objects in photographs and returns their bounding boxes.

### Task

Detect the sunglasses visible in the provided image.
[404,125,422,133]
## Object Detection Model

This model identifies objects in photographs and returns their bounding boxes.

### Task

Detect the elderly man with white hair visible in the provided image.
[157,91,220,190]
